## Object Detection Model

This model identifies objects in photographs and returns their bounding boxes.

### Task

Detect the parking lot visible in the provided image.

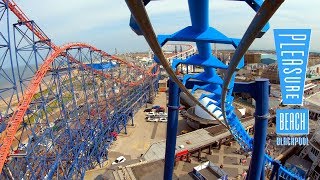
[84,91,193,179]
[145,110,168,123]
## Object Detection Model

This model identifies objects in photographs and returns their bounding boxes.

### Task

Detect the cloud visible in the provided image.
[11,0,320,52]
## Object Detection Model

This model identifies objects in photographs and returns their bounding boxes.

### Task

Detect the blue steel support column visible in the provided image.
[247,79,269,180]
[164,78,180,179]
[188,0,214,77]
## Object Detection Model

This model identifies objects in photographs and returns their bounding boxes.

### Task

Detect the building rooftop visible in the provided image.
[130,160,178,180]
[142,118,254,162]
[285,155,312,176]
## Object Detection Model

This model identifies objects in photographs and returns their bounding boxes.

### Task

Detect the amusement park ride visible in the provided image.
[126,0,304,179]
[0,0,306,179]
[0,0,161,178]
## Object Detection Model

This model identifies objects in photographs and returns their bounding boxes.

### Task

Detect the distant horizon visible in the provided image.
[124,49,320,54]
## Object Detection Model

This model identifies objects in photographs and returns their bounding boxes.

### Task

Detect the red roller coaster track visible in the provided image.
[0,0,193,173]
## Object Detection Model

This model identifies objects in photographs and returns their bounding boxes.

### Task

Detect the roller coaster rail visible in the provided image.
[0,1,199,178]
[0,0,192,178]
[126,0,303,179]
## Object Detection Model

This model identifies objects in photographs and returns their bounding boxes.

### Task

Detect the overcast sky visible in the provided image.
[13,0,320,53]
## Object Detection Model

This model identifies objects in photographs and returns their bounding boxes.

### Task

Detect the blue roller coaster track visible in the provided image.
[126,0,304,179]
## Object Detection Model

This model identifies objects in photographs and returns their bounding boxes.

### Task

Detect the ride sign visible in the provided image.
[274,29,311,145]
[274,29,311,105]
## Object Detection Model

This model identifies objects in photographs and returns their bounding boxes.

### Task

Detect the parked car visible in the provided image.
[146,112,156,116]
[155,108,165,112]
[158,112,168,117]
[112,156,126,165]
[152,105,161,109]
[159,117,167,123]
[144,108,152,112]
[147,117,158,122]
